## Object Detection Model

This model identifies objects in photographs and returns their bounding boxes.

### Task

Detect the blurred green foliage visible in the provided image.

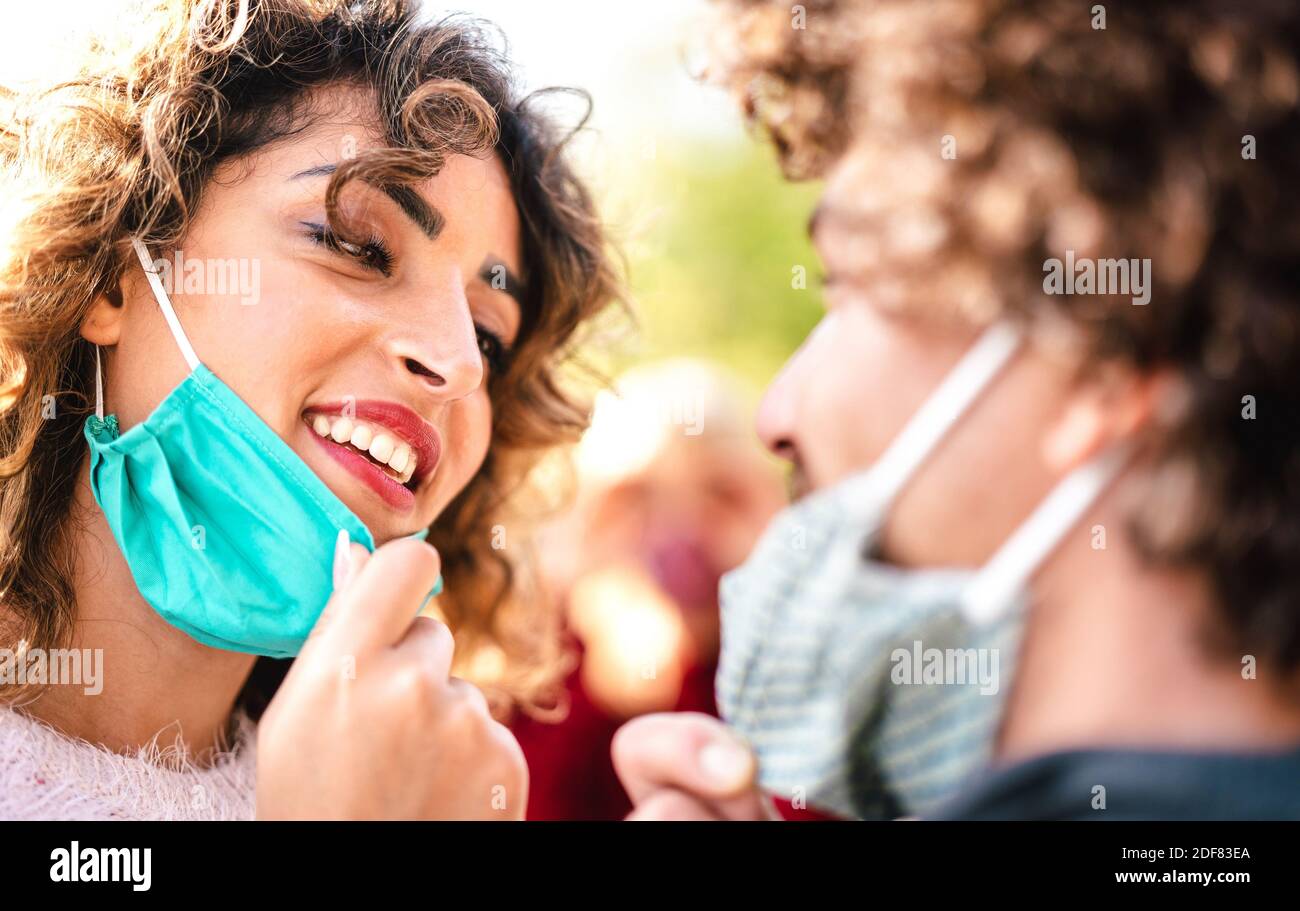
[606,138,825,394]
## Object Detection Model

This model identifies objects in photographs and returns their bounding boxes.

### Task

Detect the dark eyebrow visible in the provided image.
[478,258,526,307]
[290,163,444,240]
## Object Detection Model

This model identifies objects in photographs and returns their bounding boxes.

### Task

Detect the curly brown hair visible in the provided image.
[0,0,622,715]
[710,0,1300,670]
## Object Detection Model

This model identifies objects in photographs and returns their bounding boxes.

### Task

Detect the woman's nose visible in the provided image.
[387,289,484,402]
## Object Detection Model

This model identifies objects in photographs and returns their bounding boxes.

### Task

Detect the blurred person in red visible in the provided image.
[511,359,785,820]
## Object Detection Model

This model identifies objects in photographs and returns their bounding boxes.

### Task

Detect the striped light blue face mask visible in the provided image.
[83,239,440,659]
[716,323,1130,819]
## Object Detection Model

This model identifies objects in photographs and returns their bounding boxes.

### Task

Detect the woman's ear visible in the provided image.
[81,283,124,347]
[1042,363,1178,473]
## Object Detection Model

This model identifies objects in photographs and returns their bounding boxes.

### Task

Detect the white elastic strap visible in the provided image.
[961,442,1133,625]
[94,344,104,420]
[852,322,1022,515]
[131,238,200,371]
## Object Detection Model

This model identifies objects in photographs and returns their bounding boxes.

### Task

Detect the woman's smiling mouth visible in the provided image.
[302,400,441,511]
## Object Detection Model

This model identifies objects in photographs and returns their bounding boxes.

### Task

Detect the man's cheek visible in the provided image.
[799,399,856,490]
[820,365,884,474]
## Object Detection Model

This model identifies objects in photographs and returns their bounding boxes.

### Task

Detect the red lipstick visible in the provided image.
[303,400,442,512]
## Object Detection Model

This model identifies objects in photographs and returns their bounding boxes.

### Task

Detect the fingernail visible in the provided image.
[332,528,350,590]
[698,739,754,790]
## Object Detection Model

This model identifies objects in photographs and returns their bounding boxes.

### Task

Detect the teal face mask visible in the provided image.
[84,238,441,658]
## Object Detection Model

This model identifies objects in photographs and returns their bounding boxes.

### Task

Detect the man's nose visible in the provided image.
[755,347,806,464]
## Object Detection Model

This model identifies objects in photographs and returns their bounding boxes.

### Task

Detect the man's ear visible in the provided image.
[1042,363,1179,473]
[81,282,124,347]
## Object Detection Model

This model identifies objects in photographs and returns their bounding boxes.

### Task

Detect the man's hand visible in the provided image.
[611,712,776,820]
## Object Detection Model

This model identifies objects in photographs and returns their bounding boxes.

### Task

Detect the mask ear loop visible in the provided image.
[961,441,1134,625]
[857,322,1022,517]
[840,321,1022,559]
[130,238,200,371]
[94,344,104,420]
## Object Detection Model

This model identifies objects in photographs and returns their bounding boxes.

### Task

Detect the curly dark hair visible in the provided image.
[0,0,623,715]
[710,0,1300,670]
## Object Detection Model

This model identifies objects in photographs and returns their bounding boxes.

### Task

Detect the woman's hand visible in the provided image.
[611,712,774,820]
[256,534,528,819]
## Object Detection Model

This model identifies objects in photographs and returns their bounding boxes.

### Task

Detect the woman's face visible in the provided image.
[90,87,523,544]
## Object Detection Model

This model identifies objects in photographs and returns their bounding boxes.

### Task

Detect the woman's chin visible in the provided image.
[329,469,443,545]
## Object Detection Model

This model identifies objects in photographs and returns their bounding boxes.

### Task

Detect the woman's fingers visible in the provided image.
[329,537,442,654]
[446,675,490,715]
[393,615,456,681]
[302,535,372,652]
[338,540,369,590]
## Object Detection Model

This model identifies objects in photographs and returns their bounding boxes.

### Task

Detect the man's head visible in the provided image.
[714,0,1300,671]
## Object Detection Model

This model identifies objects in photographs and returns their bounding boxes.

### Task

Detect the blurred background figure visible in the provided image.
[511,360,785,819]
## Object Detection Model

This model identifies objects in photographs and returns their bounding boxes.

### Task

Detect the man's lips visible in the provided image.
[302,400,441,511]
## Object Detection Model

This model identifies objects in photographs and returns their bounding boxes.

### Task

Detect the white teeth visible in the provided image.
[369,433,395,463]
[308,413,422,486]
[330,416,354,444]
[389,444,410,474]
[349,424,373,450]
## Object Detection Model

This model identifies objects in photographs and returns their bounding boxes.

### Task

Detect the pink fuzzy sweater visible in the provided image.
[0,705,258,820]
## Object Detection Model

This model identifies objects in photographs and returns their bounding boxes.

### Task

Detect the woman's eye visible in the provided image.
[301,221,393,276]
[476,325,513,375]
